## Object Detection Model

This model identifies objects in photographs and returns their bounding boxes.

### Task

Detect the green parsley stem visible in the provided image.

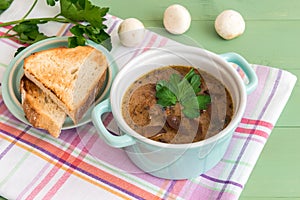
[0,17,71,40]
[0,17,72,28]
[22,0,38,19]
[0,34,17,38]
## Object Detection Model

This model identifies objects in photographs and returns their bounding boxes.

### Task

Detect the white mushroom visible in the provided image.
[163,4,191,35]
[118,18,145,47]
[214,10,245,40]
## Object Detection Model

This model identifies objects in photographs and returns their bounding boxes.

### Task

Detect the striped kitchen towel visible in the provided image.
[0,0,297,199]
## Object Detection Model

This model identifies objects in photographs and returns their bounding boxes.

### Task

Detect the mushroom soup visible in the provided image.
[121,66,234,144]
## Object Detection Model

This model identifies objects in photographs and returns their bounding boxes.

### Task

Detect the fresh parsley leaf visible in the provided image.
[69,23,112,50]
[68,35,86,48]
[69,24,85,36]
[156,80,168,91]
[0,0,111,55]
[14,46,26,57]
[181,96,200,118]
[60,0,111,49]
[99,33,112,51]
[12,21,49,44]
[156,86,177,107]
[189,74,201,93]
[168,73,181,96]
[46,0,59,6]
[0,0,13,10]
[60,0,109,28]
[156,68,211,118]
[184,68,201,93]
[177,78,195,101]
[197,95,211,110]
[184,68,195,81]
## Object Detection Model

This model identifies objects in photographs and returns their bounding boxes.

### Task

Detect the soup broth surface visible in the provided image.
[122,66,233,144]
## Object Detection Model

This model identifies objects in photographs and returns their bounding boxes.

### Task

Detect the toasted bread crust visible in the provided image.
[20,76,66,137]
[73,69,107,122]
[23,45,108,124]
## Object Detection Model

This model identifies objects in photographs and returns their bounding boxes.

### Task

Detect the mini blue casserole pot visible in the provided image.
[92,45,257,180]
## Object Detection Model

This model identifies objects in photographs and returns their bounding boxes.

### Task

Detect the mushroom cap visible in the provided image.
[214,10,245,40]
[118,18,145,47]
[163,4,191,35]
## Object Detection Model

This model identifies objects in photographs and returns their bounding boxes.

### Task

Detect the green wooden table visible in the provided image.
[96,0,300,199]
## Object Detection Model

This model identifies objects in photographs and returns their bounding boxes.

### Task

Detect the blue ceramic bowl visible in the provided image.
[2,36,118,129]
[92,45,258,180]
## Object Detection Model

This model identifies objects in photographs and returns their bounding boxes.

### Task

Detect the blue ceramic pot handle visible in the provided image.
[219,53,258,94]
[92,99,136,148]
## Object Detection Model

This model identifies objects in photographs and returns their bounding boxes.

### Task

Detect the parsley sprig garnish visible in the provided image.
[0,0,111,54]
[0,0,13,15]
[156,68,211,118]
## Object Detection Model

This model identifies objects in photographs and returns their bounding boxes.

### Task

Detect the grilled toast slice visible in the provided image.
[23,45,108,124]
[20,76,66,137]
